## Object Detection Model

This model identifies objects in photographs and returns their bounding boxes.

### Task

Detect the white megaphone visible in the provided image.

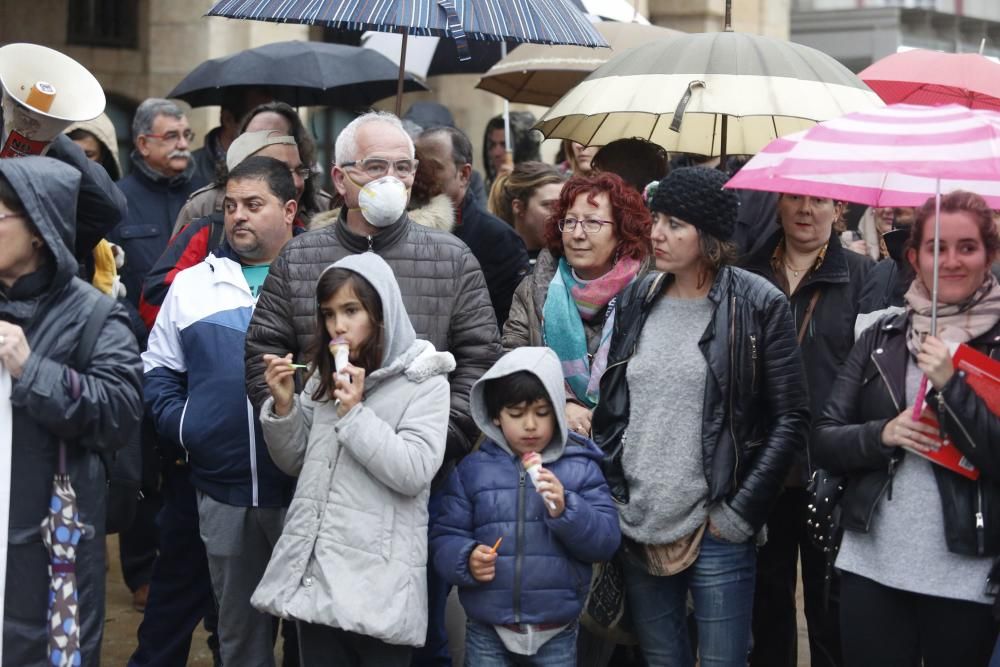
[0,43,105,158]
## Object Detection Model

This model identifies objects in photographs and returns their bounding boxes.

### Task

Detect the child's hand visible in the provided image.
[263,353,296,416]
[334,364,365,417]
[535,468,565,518]
[468,544,497,583]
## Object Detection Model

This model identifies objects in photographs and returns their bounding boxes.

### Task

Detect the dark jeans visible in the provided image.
[127,466,219,667]
[464,620,578,666]
[840,571,997,667]
[751,487,842,667]
[624,532,756,667]
[297,621,411,667]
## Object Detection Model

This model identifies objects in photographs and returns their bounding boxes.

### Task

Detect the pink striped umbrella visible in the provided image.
[725,103,1000,412]
[726,104,1000,182]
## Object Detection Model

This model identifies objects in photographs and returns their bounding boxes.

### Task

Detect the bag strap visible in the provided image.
[207,211,226,253]
[61,294,116,475]
[72,295,116,371]
[797,290,822,346]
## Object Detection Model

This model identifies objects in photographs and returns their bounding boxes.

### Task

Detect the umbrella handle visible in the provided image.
[912,374,928,422]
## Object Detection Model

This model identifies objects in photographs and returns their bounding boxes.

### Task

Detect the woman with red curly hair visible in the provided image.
[502,171,651,435]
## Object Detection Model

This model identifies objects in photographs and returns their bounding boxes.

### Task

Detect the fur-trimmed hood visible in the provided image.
[309,193,454,233]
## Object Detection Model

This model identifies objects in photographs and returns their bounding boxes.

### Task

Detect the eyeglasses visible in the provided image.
[558,218,613,234]
[291,166,313,180]
[341,157,418,179]
[144,129,196,144]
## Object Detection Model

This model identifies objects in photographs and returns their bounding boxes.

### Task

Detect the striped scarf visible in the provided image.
[904,272,1000,357]
[543,256,640,407]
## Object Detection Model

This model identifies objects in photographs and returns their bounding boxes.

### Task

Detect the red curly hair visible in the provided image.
[543,172,652,261]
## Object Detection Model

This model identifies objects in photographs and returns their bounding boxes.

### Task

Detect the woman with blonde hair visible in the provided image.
[488,161,566,263]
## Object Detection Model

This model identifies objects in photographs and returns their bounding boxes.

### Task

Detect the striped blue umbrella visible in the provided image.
[206,0,608,49]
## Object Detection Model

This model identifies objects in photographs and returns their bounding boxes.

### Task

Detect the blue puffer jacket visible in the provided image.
[430,346,620,626]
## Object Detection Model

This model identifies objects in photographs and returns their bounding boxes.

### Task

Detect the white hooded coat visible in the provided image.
[251,252,454,646]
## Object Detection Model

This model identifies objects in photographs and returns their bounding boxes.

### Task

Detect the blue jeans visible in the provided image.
[623,532,756,667]
[463,619,578,667]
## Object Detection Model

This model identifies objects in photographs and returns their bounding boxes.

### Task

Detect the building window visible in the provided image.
[67,0,138,49]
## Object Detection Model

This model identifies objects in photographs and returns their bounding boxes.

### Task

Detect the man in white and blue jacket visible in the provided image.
[142,155,298,667]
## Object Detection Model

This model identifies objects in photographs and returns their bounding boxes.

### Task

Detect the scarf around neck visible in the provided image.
[543,256,640,407]
[903,272,1000,356]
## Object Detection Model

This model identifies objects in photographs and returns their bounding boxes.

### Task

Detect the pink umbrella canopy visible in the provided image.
[859,49,1000,111]
[726,104,1000,197]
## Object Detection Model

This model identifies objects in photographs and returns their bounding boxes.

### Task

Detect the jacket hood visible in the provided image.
[322,252,416,369]
[0,156,80,287]
[470,347,569,462]
[64,113,121,180]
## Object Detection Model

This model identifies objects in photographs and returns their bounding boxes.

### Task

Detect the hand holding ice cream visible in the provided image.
[522,452,564,517]
[330,337,350,381]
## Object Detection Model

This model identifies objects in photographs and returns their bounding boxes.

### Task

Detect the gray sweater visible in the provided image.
[836,359,993,603]
[620,297,716,544]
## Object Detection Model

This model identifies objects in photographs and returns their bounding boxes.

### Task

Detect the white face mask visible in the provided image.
[354,175,409,228]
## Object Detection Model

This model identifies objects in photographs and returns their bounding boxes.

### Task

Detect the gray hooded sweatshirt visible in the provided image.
[253,252,455,647]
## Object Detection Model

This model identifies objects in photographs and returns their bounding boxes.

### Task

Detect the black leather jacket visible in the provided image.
[592,266,811,532]
[814,312,1000,557]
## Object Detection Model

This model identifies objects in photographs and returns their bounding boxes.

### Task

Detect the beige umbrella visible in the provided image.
[534,30,884,158]
[475,22,678,106]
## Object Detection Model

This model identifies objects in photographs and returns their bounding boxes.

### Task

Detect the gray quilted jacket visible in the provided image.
[244,212,501,464]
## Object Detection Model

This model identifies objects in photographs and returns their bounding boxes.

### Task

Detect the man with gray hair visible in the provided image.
[108,98,207,306]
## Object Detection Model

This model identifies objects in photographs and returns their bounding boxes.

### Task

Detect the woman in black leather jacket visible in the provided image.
[592,168,810,667]
[814,191,1000,667]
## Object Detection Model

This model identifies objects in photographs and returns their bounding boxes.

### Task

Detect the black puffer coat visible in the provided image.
[592,266,811,532]
[245,212,501,468]
[814,312,1000,557]
[0,157,143,666]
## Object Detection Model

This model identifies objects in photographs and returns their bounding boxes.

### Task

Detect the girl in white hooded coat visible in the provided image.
[254,252,454,665]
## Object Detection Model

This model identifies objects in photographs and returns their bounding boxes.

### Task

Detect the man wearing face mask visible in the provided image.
[245,111,499,447]
[244,112,501,663]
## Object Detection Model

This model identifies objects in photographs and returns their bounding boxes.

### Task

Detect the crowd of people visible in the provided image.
[1,83,999,667]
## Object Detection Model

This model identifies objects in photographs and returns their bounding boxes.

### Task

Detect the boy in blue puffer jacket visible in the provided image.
[431,347,621,665]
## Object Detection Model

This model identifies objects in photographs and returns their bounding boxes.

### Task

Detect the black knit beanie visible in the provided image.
[647,166,739,241]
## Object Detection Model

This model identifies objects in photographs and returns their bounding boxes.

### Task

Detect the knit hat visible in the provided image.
[647,166,739,241]
[226,130,296,171]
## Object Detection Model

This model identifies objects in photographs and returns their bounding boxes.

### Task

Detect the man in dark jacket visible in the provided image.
[743,196,874,667]
[415,126,529,326]
[244,111,501,667]
[190,86,273,186]
[0,156,143,667]
[108,98,207,307]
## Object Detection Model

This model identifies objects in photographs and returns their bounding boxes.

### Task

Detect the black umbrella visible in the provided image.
[167,41,428,109]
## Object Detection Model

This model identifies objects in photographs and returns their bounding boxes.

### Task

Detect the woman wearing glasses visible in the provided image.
[591,168,809,666]
[502,171,651,437]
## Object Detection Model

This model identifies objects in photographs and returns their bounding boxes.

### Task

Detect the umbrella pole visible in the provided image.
[718,113,728,171]
[913,178,943,420]
[502,42,514,171]
[931,177,942,335]
[394,31,409,117]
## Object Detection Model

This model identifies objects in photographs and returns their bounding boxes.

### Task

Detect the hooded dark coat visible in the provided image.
[0,157,143,666]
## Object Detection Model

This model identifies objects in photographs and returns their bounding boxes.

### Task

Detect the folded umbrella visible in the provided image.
[42,445,84,667]
[168,41,428,108]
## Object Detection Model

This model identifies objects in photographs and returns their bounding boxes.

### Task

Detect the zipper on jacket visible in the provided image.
[977,480,986,555]
[729,295,740,488]
[513,468,526,624]
[871,352,901,412]
[749,334,758,393]
[886,457,896,501]
[366,235,374,252]
[246,400,260,507]
[937,392,979,450]
[178,398,191,462]
[864,475,893,531]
